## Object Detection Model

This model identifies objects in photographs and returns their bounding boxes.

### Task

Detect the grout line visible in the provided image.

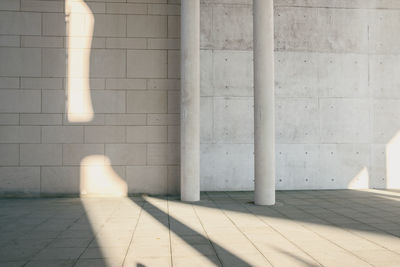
[191,197,224,267]
[225,193,324,267]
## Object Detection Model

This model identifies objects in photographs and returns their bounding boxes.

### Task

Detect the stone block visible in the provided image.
[0,167,40,194]
[127,166,167,194]
[0,48,41,76]
[0,126,40,143]
[127,15,167,37]
[84,126,126,143]
[41,167,79,195]
[20,144,62,166]
[127,91,167,113]
[147,144,179,165]
[0,90,41,113]
[0,144,19,166]
[127,50,167,78]
[127,126,167,143]
[63,144,104,165]
[42,126,84,143]
[105,144,146,165]
[0,11,41,35]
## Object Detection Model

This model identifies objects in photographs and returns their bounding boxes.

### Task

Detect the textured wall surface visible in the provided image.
[0,0,399,195]
[200,0,400,190]
[0,0,181,196]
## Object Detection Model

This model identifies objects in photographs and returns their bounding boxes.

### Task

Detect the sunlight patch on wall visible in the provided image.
[348,167,369,189]
[65,0,94,122]
[80,155,128,197]
[386,131,400,188]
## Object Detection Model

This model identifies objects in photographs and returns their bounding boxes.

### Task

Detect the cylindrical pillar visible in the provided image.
[181,0,200,202]
[253,0,275,205]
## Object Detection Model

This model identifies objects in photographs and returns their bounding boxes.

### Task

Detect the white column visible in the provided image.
[181,0,200,202]
[253,0,275,205]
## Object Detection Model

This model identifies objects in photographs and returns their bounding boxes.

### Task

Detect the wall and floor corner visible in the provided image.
[0,0,400,196]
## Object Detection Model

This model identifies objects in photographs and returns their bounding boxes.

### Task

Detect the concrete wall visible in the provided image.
[200,0,400,190]
[0,0,399,195]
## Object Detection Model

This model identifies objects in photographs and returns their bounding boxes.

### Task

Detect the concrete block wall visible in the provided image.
[1,0,400,195]
[0,0,181,196]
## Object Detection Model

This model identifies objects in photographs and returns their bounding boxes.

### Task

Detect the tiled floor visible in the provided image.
[1,190,400,266]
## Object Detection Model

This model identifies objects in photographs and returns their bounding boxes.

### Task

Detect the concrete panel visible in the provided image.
[276,98,319,144]
[320,98,371,143]
[127,50,167,78]
[20,144,62,166]
[276,52,368,98]
[370,144,386,189]
[0,167,40,194]
[200,50,213,96]
[372,99,400,144]
[200,97,213,143]
[0,48,41,76]
[276,144,320,190]
[0,126,40,143]
[275,7,368,53]
[0,11,41,35]
[41,167,79,195]
[370,55,400,98]
[213,97,253,144]
[213,50,253,96]
[127,166,167,194]
[200,5,212,48]
[211,5,252,50]
[0,90,41,113]
[369,10,400,54]
[319,144,370,189]
[105,144,146,165]
[201,144,254,191]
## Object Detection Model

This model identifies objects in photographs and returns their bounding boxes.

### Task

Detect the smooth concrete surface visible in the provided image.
[1,190,400,266]
[180,0,200,202]
[253,0,275,205]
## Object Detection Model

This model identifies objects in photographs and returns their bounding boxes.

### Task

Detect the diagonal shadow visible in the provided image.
[128,197,253,267]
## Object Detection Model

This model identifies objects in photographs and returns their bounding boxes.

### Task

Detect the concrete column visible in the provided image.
[253,0,275,205]
[181,0,200,202]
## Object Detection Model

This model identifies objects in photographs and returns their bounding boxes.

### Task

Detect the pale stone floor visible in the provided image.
[1,190,400,267]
